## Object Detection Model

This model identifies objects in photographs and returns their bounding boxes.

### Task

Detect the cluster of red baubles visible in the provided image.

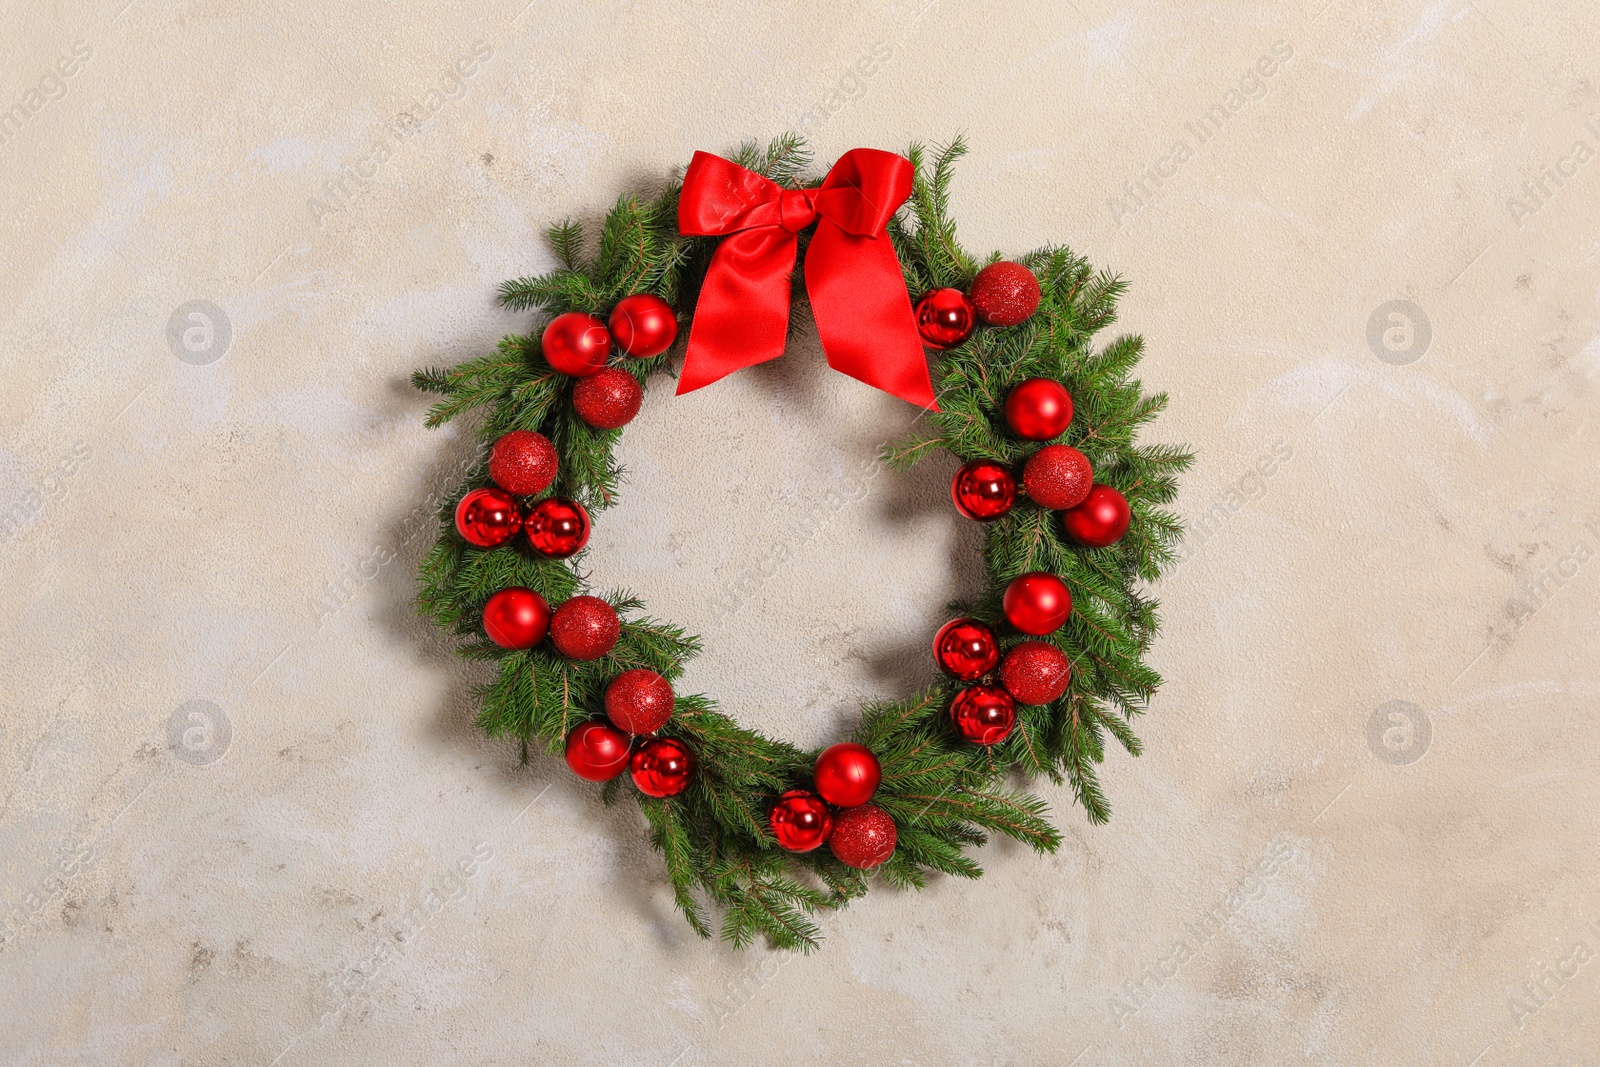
[914,260,1044,349]
[539,293,679,429]
[768,743,897,870]
[563,669,696,800]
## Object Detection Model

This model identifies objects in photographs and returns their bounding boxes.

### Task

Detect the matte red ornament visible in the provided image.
[949,684,1017,745]
[933,618,1000,681]
[630,737,696,798]
[999,642,1072,705]
[548,595,620,660]
[454,487,522,548]
[608,294,678,358]
[769,789,834,853]
[969,261,1042,326]
[564,721,631,782]
[1063,484,1132,548]
[605,669,674,735]
[950,460,1017,521]
[813,743,881,807]
[1004,378,1074,441]
[481,586,550,650]
[541,311,611,377]
[488,430,558,496]
[525,497,590,558]
[828,804,897,869]
[1002,572,1072,636]
[572,366,644,430]
[1023,444,1093,510]
[914,288,976,350]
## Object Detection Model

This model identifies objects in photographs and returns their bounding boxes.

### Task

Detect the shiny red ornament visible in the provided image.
[1023,444,1093,510]
[564,721,631,782]
[488,430,558,496]
[933,618,1000,681]
[454,487,522,548]
[1004,378,1074,441]
[525,497,590,558]
[999,642,1072,705]
[914,288,976,350]
[571,366,643,430]
[548,595,620,660]
[541,311,611,377]
[605,669,674,735]
[1063,484,1132,548]
[481,586,550,650]
[630,737,696,798]
[769,789,834,853]
[949,684,1017,745]
[813,743,881,807]
[608,294,678,358]
[969,261,1041,326]
[1002,572,1073,636]
[950,460,1017,521]
[828,804,897,869]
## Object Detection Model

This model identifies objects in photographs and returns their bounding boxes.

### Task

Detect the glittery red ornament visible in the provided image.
[769,789,834,853]
[969,261,1041,326]
[1023,444,1093,510]
[914,288,976,350]
[608,294,678,358]
[605,669,674,735]
[949,684,1017,745]
[541,311,611,377]
[630,736,696,797]
[1002,572,1072,636]
[524,497,590,558]
[482,586,550,649]
[572,367,643,430]
[1063,484,1132,548]
[564,721,631,782]
[813,743,881,807]
[548,595,620,660]
[454,487,522,547]
[998,642,1072,705]
[950,460,1017,521]
[933,618,1000,681]
[1004,379,1074,441]
[488,430,558,496]
[828,804,896,869]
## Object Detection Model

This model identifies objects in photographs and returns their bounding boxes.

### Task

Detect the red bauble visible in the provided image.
[969,261,1042,326]
[525,497,591,558]
[572,367,643,430]
[564,721,631,782]
[999,642,1072,705]
[933,618,1000,681]
[1002,572,1073,636]
[548,595,620,660]
[605,669,674,735]
[1063,484,1132,548]
[828,804,897,869]
[949,684,1017,745]
[914,288,976,349]
[1004,379,1074,441]
[454,487,522,547]
[541,312,611,377]
[1023,444,1093,510]
[769,789,833,853]
[630,737,696,797]
[608,294,678,358]
[813,743,881,807]
[950,460,1017,521]
[488,430,558,496]
[482,587,550,649]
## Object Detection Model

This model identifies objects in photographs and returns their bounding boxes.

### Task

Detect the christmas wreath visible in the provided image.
[412,137,1191,950]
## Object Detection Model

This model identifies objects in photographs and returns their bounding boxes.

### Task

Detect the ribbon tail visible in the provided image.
[677,228,799,396]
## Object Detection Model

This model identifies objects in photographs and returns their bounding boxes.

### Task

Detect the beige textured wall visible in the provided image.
[2,1,1598,1063]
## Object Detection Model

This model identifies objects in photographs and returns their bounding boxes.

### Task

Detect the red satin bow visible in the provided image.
[676,148,937,410]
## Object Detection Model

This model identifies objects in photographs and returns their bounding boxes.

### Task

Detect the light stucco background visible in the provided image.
[2,1,1598,1064]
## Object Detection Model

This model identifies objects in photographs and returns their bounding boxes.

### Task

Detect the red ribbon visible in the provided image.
[676,149,937,410]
